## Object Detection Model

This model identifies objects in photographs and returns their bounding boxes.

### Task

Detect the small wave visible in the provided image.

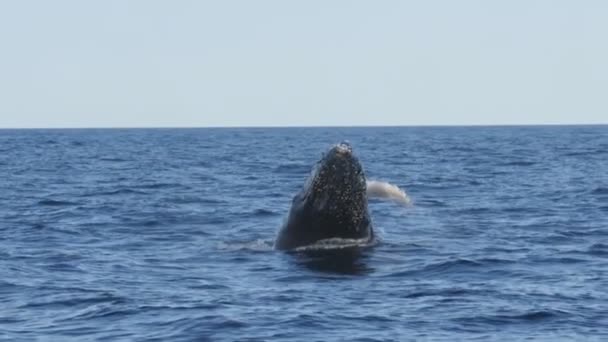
[388,257,515,278]
[45,262,86,273]
[591,186,608,195]
[274,274,317,282]
[404,287,484,299]
[172,196,225,204]
[421,258,482,273]
[137,303,221,311]
[562,150,603,157]
[159,314,248,332]
[587,228,608,236]
[187,283,231,290]
[37,199,78,206]
[67,306,136,321]
[417,199,447,207]
[0,317,23,324]
[252,208,278,217]
[588,243,608,256]
[21,293,126,309]
[533,256,587,264]
[208,316,248,329]
[53,301,137,323]
[469,309,568,325]
[98,157,128,162]
[498,160,536,167]
[0,280,21,294]
[94,188,149,196]
[136,183,182,190]
[366,180,412,206]
[141,220,161,227]
[46,251,85,263]
[200,198,229,204]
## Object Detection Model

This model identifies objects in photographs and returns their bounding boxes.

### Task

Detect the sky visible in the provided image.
[0,0,606,128]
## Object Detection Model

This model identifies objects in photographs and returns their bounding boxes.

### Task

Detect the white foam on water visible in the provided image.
[366,180,412,206]
[218,239,275,251]
[293,237,375,252]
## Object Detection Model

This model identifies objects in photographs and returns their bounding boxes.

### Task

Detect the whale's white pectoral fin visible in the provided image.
[366,180,412,206]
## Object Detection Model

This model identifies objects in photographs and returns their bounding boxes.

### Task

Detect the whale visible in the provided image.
[274,142,374,250]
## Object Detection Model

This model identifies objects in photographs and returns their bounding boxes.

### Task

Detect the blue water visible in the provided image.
[1,126,607,341]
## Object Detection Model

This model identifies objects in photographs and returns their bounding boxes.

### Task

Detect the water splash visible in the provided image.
[366,180,412,206]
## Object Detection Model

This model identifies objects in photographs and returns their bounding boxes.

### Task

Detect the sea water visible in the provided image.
[1,126,607,341]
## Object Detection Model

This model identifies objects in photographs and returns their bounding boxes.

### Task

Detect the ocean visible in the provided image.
[1,126,607,341]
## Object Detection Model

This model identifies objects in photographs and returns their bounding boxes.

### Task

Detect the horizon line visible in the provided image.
[0,123,607,130]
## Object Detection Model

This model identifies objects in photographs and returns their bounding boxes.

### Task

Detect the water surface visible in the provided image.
[1,126,607,341]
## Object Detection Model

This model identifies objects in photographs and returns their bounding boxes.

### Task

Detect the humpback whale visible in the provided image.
[274,142,374,250]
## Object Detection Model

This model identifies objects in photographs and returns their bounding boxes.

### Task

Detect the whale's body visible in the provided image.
[274,142,374,250]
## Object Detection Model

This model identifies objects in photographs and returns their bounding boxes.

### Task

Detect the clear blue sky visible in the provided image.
[1,1,606,128]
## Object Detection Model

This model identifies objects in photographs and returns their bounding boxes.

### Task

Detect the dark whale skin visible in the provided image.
[274,142,374,250]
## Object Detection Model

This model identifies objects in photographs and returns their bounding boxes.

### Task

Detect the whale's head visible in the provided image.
[275,142,373,251]
[302,141,368,219]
